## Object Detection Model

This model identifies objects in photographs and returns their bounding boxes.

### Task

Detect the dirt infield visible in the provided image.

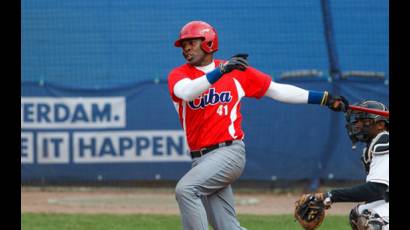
[21,186,357,215]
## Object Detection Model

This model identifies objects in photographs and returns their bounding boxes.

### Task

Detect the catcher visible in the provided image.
[295,100,389,230]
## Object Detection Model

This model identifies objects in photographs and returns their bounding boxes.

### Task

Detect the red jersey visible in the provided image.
[168,59,271,151]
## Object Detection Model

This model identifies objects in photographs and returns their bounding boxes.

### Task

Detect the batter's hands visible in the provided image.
[219,53,249,74]
[325,93,349,112]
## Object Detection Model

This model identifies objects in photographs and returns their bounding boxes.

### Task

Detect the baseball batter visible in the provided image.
[312,100,389,230]
[168,20,348,230]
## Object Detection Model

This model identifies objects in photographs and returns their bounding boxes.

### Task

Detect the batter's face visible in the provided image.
[180,38,212,66]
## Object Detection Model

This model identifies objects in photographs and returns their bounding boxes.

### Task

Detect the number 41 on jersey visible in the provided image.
[217,105,228,116]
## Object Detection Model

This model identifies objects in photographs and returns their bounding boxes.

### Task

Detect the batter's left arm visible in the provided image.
[264,81,349,111]
[263,81,309,103]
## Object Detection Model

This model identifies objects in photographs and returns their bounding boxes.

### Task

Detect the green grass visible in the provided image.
[22,213,350,230]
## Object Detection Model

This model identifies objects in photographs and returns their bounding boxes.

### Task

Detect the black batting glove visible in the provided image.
[219,53,249,74]
[325,92,349,112]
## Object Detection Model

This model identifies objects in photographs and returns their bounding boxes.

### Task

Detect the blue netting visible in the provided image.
[331,0,389,74]
[22,0,390,88]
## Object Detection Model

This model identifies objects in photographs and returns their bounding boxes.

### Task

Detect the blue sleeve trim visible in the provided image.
[308,90,325,104]
[206,68,223,84]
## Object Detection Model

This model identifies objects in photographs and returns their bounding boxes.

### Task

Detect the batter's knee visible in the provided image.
[175,181,185,200]
[175,181,196,201]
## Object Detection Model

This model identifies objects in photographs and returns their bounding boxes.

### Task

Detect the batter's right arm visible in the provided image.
[174,77,211,101]
[174,54,249,101]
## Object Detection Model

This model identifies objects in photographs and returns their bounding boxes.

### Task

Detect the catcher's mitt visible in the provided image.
[294,194,327,230]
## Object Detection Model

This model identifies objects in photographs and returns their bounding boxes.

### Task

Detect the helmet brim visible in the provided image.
[174,36,204,47]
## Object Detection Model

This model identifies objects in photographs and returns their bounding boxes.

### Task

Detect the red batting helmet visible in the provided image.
[174,21,218,53]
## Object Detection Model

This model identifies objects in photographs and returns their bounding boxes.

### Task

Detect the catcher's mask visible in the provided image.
[345,100,389,146]
[174,21,218,53]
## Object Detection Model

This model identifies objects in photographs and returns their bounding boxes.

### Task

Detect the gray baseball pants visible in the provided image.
[175,140,247,230]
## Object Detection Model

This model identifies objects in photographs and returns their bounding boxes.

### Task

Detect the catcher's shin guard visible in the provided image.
[349,205,361,230]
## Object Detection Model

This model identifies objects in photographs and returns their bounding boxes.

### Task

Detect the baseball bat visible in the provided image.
[348,105,389,118]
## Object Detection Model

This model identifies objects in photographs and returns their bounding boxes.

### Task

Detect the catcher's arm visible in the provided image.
[327,182,387,203]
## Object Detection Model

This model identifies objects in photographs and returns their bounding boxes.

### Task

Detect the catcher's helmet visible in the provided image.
[174,21,218,53]
[345,100,389,144]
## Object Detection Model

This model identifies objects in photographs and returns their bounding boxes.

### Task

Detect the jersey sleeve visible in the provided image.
[168,69,190,102]
[240,66,272,99]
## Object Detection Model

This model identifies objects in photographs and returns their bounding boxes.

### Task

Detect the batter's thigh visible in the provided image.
[178,141,246,196]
